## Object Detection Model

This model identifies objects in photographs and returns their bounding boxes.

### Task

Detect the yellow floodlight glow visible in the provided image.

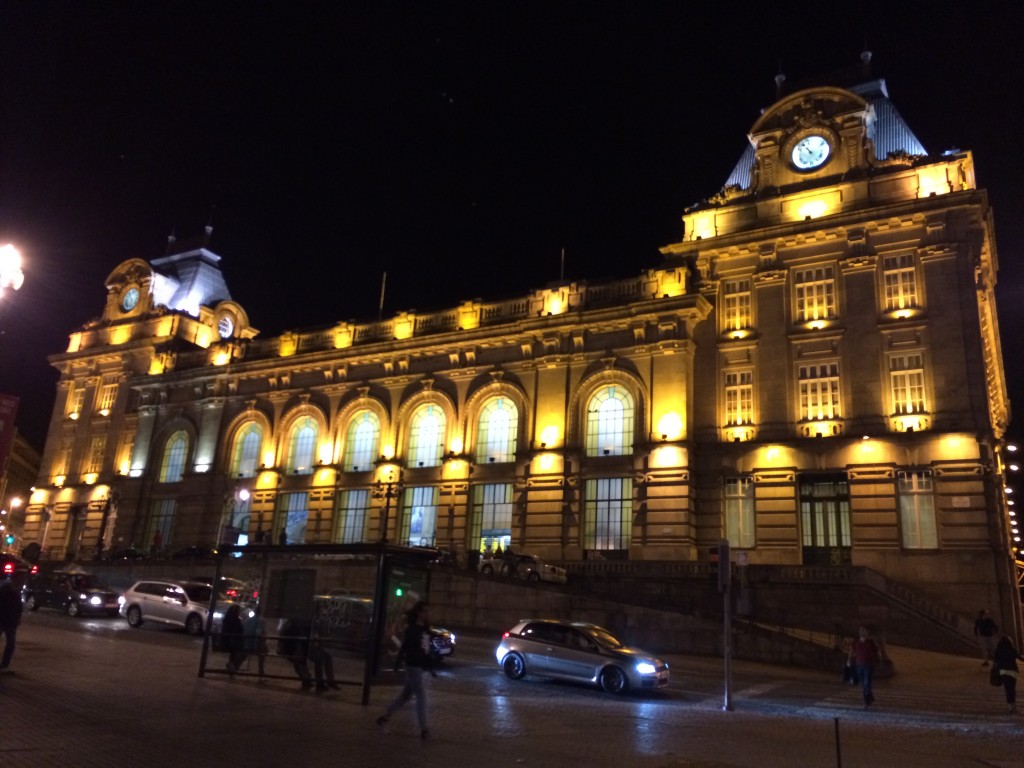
[380,444,395,461]
[109,325,132,345]
[449,438,464,455]
[657,413,684,442]
[458,301,481,330]
[540,426,560,448]
[83,473,98,485]
[650,445,684,468]
[333,324,353,349]
[54,475,66,487]
[796,198,828,220]
[917,165,950,198]
[318,443,333,465]
[68,411,80,421]
[393,313,414,340]
[262,450,276,469]
[212,348,232,366]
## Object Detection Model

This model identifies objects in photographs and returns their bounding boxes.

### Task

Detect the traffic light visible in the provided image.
[3,534,13,545]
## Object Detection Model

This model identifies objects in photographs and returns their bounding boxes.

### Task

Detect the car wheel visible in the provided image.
[126,606,143,627]
[24,595,39,611]
[67,601,81,618]
[600,666,629,695]
[185,613,204,636]
[527,571,540,583]
[502,652,526,680]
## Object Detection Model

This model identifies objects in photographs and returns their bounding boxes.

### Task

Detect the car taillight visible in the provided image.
[2,563,12,574]
[226,589,238,598]
[30,565,38,574]
[503,631,510,638]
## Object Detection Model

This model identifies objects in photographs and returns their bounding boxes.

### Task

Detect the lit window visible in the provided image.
[278,492,309,544]
[401,486,439,547]
[86,436,106,475]
[67,385,85,417]
[898,470,938,549]
[882,254,919,312]
[475,397,518,464]
[725,477,755,548]
[342,411,381,471]
[794,266,836,323]
[890,354,926,415]
[799,363,841,421]
[408,404,445,467]
[148,498,176,549]
[724,371,753,426]
[335,489,369,543]
[585,386,635,457]
[287,417,318,475]
[96,377,118,413]
[722,280,752,332]
[231,423,262,478]
[470,483,513,551]
[159,430,188,482]
[583,477,632,551]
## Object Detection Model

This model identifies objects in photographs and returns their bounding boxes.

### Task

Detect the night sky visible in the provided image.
[1,2,1023,450]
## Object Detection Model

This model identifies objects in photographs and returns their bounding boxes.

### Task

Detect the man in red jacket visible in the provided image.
[848,625,881,708]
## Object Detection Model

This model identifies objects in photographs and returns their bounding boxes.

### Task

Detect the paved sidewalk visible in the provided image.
[1,619,1023,768]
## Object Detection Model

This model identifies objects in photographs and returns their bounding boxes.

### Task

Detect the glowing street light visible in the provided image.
[0,244,24,296]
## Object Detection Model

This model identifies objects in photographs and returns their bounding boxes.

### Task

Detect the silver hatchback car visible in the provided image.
[495,619,669,694]
[119,579,215,636]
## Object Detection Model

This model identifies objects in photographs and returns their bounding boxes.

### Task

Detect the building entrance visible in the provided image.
[799,474,851,566]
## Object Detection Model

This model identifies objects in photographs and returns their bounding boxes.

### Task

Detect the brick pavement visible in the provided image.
[1,617,1023,768]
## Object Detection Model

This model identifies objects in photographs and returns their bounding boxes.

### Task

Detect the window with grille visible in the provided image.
[470,483,513,551]
[335,489,369,543]
[898,470,938,549]
[52,438,72,481]
[882,253,919,311]
[409,404,445,467]
[159,430,188,482]
[725,476,755,548]
[890,354,926,414]
[231,423,262,478]
[585,386,635,457]
[400,486,439,547]
[799,363,841,420]
[86,436,106,474]
[287,417,317,475]
[278,492,310,544]
[724,370,753,425]
[794,266,836,322]
[67,385,85,417]
[722,280,752,332]
[799,477,851,548]
[475,397,518,464]
[97,378,118,414]
[583,477,632,550]
[342,411,380,472]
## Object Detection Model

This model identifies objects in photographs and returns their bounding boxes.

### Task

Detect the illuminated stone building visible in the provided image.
[24,66,1018,628]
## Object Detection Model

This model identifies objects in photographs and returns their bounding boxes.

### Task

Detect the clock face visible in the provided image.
[792,135,831,170]
[218,315,235,339]
[121,287,140,312]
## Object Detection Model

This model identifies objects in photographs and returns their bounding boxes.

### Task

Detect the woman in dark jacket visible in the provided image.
[377,601,435,739]
[992,635,1024,713]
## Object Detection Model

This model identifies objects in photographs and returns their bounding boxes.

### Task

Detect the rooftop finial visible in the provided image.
[774,63,786,99]
[860,47,873,78]
[166,226,176,254]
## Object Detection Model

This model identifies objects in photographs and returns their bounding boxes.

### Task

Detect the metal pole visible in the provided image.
[834,717,842,768]
[723,581,734,711]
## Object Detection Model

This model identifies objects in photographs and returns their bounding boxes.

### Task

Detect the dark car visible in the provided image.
[23,571,121,617]
[104,547,147,561]
[1,552,38,581]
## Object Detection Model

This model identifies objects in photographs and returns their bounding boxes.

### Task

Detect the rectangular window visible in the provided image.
[147,499,176,550]
[722,280,752,332]
[87,436,106,474]
[890,354,926,414]
[794,266,836,322]
[725,477,755,548]
[898,470,938,549]
[583,477,632,551]
[401,486,439,547]
[67,385,85,417]
[470,483,514,552]
[724,370,754,425]
[96,377,118,414]
[882,254,919,311]
[799,363,841,420]
[277,492,310,545]
[335,489,369,544]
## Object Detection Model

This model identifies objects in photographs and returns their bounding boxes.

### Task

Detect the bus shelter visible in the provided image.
[196,542,438,704]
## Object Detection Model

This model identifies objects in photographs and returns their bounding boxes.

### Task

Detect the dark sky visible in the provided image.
[2,2,1023,450]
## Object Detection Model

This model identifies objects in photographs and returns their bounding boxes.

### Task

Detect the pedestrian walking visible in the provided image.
[278,617,313,689]
[277,527,287,546]
[242,607,269,681]
[0,572,26,671]
[221,603,246,677]
[975,609,999,666]
[376,601,436,739]
[848,625,880,708]
[992,635,1024,713]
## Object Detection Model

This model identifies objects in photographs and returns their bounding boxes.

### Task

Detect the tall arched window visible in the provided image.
[475,397,518,463]
[231,422,263,478]
[159,430,188,482]
[585,385,634,457]
[287,417,318,475]
[342,410,380,472]
[408,404,445,468]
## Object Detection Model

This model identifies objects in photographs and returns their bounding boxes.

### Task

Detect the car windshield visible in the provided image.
[69,574,98,590]
[586,626,625,649]
[183,584,213,603]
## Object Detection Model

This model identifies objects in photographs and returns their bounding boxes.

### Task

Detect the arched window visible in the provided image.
[287,417,318,475]
[408,404,445,468]
[231,422,263,478]
[475,397,518,464]
[342,410,380,472]
[159,430,188,482]
[585,385,634,457]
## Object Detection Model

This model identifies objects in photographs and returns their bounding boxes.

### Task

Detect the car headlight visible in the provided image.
[118,596,126,606]
[88,595,102,605]
[636,662,657,675]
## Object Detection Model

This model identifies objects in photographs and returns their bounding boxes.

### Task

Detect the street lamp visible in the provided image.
[373,466,405,543]
[0,244,24,297]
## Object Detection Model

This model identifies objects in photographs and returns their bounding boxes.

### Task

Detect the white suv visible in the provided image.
[119,580,214,635]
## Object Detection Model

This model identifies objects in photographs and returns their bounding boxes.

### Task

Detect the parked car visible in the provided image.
[104,547,147,561]
[189,575,259,602]
[23,571,120,617]
[480,552,567,584]
[495,619,669,695]
[313,593,455,661]
[1,552,37,581]
[119,579,222,635]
